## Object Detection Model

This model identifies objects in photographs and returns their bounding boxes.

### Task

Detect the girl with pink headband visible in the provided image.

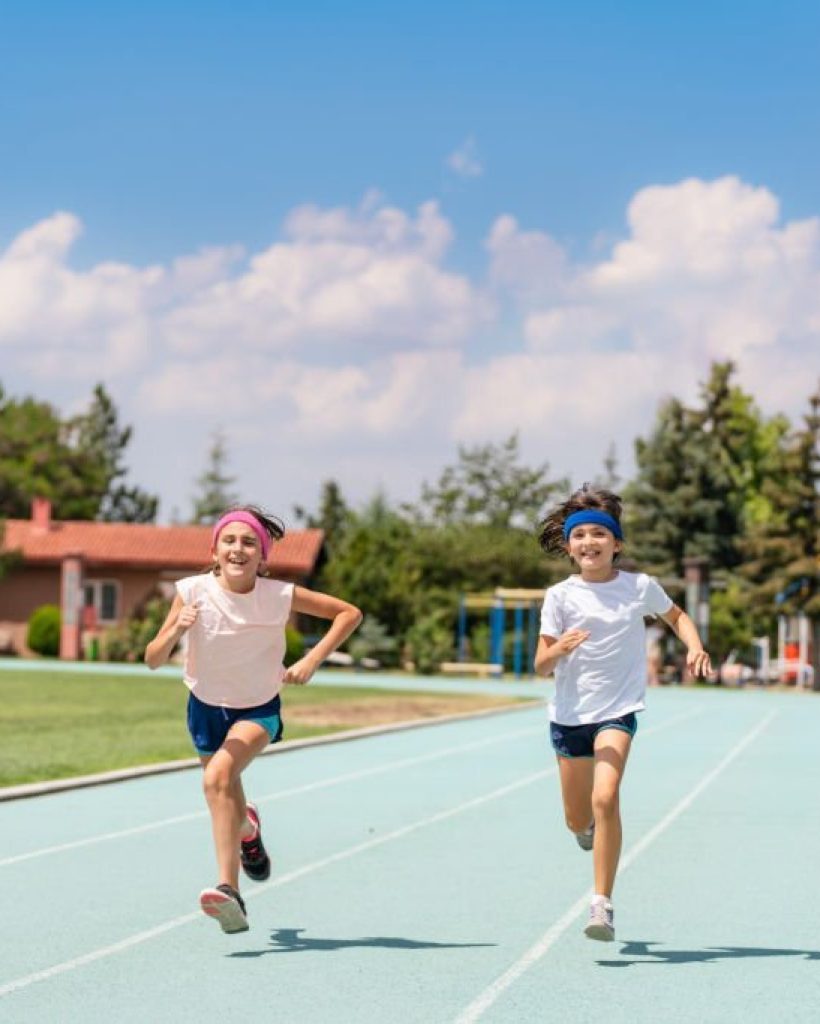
[146,504,362,935]
[535,485,711,943]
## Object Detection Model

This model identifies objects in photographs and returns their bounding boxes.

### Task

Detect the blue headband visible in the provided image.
[563,510,623,541]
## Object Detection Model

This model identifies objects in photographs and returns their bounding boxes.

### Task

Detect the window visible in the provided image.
[83,580,121,625]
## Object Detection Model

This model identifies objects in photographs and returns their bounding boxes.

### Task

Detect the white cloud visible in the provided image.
[446,137,484,179]
[2,176,818,518]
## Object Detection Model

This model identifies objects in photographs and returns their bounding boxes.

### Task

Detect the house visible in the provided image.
[0,499,325,658]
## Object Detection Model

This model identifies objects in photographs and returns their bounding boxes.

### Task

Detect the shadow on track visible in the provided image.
[597,939,820,967]
[229,927,496,958]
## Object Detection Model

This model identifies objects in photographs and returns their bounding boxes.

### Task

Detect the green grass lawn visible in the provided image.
[0,669,522,787]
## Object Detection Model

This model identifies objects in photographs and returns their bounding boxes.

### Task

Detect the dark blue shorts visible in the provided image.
[550,712,638,759]
[187,691,284,756]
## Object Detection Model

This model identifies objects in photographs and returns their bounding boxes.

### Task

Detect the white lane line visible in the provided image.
[0,706,701,870]
[0,724,545,869]
[0,706,705,999]
[454,710,777,1024]
[0,766,556,998]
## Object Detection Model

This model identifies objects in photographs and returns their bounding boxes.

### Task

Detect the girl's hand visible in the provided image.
[687,648,712,678]
[554,629,590,657]
[176,604,199,632]
[283,656,318,686]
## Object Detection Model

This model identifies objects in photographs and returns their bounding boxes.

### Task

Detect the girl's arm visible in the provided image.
[284,588,363,685]
[144,594,198,669]
[659,604,712,678]
[533,629,590,677]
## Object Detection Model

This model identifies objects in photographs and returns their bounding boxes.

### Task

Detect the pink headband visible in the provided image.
[211,512,271,559]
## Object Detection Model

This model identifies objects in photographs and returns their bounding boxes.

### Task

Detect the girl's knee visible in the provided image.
[202,759,236,799]
[591,787,620,819]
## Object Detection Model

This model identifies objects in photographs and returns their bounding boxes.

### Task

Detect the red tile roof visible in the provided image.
[2,519,325,577]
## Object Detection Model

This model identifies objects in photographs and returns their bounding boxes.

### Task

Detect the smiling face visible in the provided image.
[212,521,264,590]
[566,523,622,580]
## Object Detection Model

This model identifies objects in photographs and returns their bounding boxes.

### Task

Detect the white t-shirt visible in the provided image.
[540,571,673,726]
[175,573,294,708]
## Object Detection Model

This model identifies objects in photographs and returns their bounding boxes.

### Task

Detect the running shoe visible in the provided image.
[199,884,249,934]
[584,899,615,942]
[240,802,271,881]
[575,823,595,851]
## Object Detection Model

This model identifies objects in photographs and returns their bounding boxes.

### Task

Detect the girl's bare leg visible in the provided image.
[556,754,595,834]
[591,728,633,898]
[200,721,270,889]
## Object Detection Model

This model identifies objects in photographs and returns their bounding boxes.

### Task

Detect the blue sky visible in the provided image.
[1,1,819,521]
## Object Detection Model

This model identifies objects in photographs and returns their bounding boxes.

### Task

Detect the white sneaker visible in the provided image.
[584,899,614,941]
[575,823,595,851]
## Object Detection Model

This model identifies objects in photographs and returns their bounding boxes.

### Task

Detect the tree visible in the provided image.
[191,430,238,524]
[321,493,417,639]
[740,386,819,681]
[0,522,21,581]
[625,362,775,578]
[410,433,566,530]
[294,480,350,554]
[71,384,158,522]
[597,443,621,491]
[0,382,157,521]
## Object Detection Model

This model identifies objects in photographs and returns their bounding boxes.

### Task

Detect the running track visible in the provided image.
[1,684,818,1022]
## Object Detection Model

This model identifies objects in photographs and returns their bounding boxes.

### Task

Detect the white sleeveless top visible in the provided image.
[175,573,294,708]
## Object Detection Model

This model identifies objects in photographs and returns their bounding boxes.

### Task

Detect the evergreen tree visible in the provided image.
[321,493,417,638]
[741,387,819,622]
[294,480,351,553]
[191,430,238,524]
[597,442,621,491]
[410,433,566,530]
[71,384,159,522]
[0,382,157,521]
[625,362,773,578]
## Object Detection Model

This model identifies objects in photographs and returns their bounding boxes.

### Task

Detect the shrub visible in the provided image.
[285,626,305,666]
[27,604,61,657]
[103,595,171,662]
[404,610,454,674]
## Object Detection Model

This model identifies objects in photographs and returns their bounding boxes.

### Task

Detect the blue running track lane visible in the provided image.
[1,681,819,1023]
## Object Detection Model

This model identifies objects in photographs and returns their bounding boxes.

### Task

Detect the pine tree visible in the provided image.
[625,362,772,578]
[741,387,819,641]
[191,430,238,524]
[72,384,159,522]
[294,480,350,553]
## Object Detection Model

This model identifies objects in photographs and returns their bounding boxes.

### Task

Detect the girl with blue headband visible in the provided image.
[146,504,362,935]
[535,485,711,942]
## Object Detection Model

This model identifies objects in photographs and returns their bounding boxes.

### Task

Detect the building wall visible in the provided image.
[0,564,311,656]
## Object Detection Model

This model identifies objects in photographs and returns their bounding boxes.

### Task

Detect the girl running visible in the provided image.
[145,505,361,934]
[534,485,711,942]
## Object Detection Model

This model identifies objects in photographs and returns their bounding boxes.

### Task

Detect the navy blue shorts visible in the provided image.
[550,712,638,759]
[187,691,284,756]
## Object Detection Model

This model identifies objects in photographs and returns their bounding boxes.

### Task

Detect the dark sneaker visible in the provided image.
[199,884,249,933]
[575,822,595,851]
[240,802,271,882]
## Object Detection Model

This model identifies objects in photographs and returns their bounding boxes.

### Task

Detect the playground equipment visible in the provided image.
[777,613,814,687]
[456,588,544,679]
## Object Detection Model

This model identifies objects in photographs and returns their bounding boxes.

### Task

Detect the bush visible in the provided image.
[404,610,454,674]
[27,605,61,657]
[103,595,171,662]
[285,626,305,666]
[347,616,398,668]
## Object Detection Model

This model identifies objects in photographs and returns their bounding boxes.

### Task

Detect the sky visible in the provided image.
[1,1,819,524]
